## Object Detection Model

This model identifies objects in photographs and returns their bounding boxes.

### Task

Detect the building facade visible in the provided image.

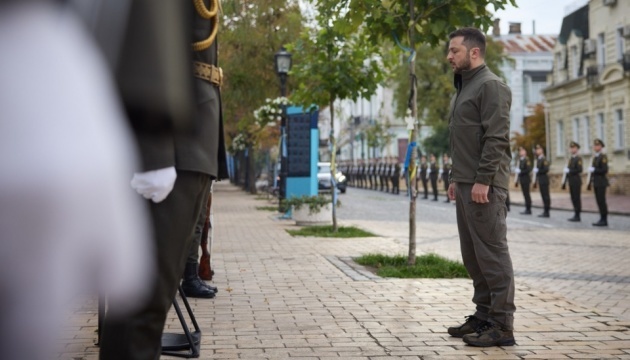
[493,22,556,137]
[543,0,630,194]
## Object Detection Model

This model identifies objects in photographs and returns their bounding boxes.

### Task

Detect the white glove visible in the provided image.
[515,168,521,174]
[427,168,431,174]
[588,166,595,173]
[533,168,539,174]
[563,167,570,174]
[131,166,177,203]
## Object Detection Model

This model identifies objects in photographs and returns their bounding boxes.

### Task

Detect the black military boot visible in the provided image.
[568,213,580,222]
[538,209,549,218]
[520,208,531,215]
[182,262,215,298]
[447,315,489,338]
[592,215,608,227]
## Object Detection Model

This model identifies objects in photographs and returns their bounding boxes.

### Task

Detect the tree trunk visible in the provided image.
[406,0,418,266]
[330,99,338,232]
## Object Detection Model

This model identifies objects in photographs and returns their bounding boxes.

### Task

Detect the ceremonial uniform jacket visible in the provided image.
[567,155,583,187]
[536,156,550,186]
[518,156,531,184]
[592,153,609,188]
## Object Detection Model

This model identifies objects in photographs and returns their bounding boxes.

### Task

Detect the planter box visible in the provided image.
[292,204,332,226]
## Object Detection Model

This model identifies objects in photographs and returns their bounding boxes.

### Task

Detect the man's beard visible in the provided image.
[454,52,472,74]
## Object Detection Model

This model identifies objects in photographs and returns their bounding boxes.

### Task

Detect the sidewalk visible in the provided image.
[60,182,630,359]
[509,188,630,216]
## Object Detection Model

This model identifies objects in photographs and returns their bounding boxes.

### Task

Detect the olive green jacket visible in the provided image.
[448,64,512,190]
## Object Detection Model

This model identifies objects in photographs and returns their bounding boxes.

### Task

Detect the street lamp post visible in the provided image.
[275,46,292,210]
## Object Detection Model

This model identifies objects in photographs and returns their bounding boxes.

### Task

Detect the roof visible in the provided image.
[558,4,589,44]
[494,34,557,54]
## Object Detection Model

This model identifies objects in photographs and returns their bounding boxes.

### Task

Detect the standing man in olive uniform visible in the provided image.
[445,27,515,347]
[429,153,439,201]
[441,153,452,203]
[534,144,551,218]
[589,138,609,226]
[565,141,583,222]
[516,146,532,214]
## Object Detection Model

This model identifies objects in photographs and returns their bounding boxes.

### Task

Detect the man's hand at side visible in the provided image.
[471,183,490,203]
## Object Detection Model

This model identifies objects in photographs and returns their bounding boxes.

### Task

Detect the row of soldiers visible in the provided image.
[342,157,403,194]
[514,139,609,226]
[340,153,453,201]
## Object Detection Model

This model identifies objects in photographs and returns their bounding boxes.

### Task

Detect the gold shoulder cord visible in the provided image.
[192,0,219,51]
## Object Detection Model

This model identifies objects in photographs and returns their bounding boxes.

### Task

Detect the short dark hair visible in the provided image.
[449,27,486,58]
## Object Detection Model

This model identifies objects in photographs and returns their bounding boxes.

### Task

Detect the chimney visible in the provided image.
[492,18,501,36]
[508,22,522,34]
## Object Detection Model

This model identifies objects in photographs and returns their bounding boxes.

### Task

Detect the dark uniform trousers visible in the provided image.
[100,171,210,360]
[536,157,550,213]
[592,154,609,219]
[420,167,428,198]
[455,183,515,330]
[518,157,532,211]
[567,156,582,215]
[429,168,438,200]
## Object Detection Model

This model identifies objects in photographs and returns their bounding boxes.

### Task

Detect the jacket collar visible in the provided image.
[453,64,487,91]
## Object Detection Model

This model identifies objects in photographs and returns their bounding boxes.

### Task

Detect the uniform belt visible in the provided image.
[193,61,223,87]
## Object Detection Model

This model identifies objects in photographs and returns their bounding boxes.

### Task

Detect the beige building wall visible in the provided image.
[544,0,630,194]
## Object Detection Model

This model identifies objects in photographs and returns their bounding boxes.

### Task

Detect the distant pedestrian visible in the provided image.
[566,141,583,222]
[419,155,429,199]
[429,153,438,201]
[445,27,515,347]
[590,139,609,226]
[516,146,532,214]
[441,153,451,203]
[534,144,551,218]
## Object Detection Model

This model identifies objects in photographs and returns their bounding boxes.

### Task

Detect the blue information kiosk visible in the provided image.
[284,106,318,198]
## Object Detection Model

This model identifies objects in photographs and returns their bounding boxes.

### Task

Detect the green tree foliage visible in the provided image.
[512,103,546,153]
[220,0,304,192]
[287,6,387,231]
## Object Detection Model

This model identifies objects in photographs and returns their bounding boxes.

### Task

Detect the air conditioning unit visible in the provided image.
[583,39,596,55]
[603,0,617,6]
[623,25,630,39]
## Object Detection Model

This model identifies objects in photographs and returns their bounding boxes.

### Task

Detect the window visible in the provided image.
[597,112,605,141]
[582,116,591,154]
[617,27,625,62]
[597,33,606,68]
[615,109,625,149]
[557,121,565,156]
[571,45,579,78]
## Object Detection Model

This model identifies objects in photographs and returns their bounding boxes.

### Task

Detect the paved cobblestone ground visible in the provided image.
[60,183,630,359]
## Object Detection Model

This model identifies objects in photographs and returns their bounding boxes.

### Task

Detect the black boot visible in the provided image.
[568,213,581,222]
[182,262,215,298]
[538,211,549,218]
[592,215,608,227]
[520,208,531,215]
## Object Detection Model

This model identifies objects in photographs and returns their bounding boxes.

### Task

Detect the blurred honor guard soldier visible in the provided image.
[589,139,609,226]
[429,153,439,201]
[181,0,228,299]
[446,27,515,347]
[441,153,451,203]
[100,0,228,358]
[516,146,532,214]
[565,141,583,222]
[534,144,551,217]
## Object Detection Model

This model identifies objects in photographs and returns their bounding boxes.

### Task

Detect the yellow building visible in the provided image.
[543,0,630,194]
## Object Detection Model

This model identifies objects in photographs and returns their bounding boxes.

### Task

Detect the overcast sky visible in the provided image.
[490,0,589,35]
